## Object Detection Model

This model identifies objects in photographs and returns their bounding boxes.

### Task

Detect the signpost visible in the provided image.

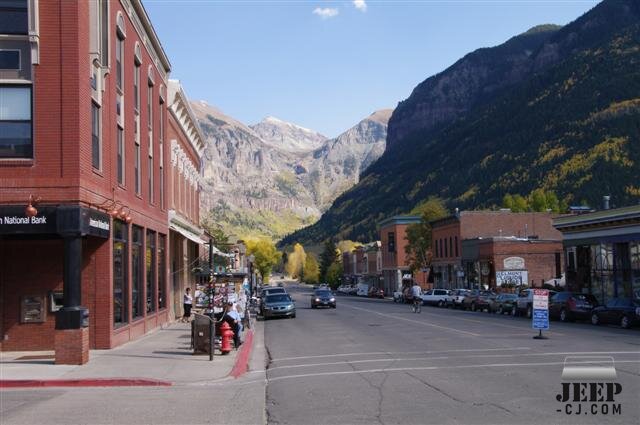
[532,288,549,339]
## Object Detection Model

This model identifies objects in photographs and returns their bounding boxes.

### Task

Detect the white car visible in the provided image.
[421,289,451,307]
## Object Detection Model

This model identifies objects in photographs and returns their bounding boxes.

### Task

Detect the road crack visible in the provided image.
[405,372,464,403]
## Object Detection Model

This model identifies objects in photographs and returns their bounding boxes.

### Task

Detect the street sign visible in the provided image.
[532,289,549,336]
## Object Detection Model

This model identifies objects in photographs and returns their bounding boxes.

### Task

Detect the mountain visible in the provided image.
[192,101,392,240]
[250,117,327,153]
[282,0,640,245]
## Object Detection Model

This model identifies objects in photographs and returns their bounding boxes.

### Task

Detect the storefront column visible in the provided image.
[55,235,89,365]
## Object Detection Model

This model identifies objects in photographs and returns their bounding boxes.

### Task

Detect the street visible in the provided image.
[264,286,640,425]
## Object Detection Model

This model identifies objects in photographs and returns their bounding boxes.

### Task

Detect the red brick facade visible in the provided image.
[0,1,172,353]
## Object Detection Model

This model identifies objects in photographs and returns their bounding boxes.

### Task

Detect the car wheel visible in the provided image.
[526,306,532,319]
[438,300,444,307]
[291,313,296,319]
[497,306,503,315]
[560,309,568,322]
[591,313,599,326]
[621,315,630,329]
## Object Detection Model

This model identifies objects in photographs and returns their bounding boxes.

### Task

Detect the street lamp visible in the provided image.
[247,254,255,296]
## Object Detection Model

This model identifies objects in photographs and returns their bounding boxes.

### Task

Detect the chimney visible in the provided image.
[603,195,610,210]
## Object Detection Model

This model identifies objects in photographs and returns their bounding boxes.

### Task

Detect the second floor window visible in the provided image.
[117,125,124,185]
[0,85,32,158]
[91,102,101,169]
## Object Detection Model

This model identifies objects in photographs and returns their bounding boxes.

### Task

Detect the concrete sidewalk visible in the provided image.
[0,321,255,387]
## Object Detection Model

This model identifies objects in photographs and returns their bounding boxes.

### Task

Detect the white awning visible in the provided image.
[169,223,207,245]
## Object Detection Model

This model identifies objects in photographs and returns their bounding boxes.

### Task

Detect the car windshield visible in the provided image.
[315,291,332,297]
[265,294,291,303]
[264,288,286,295]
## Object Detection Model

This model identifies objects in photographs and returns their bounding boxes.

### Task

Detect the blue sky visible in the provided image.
[144,0,600,137]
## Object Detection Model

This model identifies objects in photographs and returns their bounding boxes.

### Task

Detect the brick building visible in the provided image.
[379,216,428,295]
[0,0,172,364]
[430,211,563,289]
[461,237,563,290]
[166,80,206,321]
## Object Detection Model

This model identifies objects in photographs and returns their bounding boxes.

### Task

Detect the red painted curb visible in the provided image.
[229,329,254,378]
[0,378,172,388]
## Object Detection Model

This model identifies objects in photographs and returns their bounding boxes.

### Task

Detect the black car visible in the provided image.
[549,292,598,322]
[311,289,336,308]
[590,297,640,329]
[462,290,495,312]
[489,293,518,314]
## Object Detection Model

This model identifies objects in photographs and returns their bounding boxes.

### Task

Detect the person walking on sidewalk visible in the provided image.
[223,302,242,348]
[182,287,193,322]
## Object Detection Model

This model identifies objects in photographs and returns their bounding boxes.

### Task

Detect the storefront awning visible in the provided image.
[169,223,207,245]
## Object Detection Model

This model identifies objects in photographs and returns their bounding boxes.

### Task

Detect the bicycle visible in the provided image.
[412,297,422,313]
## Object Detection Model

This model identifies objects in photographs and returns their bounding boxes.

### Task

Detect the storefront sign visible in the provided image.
[0,206,58,235]
[82,208,110,238]
[496,270,528,286]
[504,257,525,270]
[533,289,549,330]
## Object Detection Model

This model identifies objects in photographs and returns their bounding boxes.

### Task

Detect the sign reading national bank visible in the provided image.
[0,206,110,239]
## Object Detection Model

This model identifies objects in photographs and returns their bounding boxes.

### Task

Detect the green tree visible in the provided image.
[336,240,360,256]
[405,197,448,272]
[200,214,231,253]
[529,188,548,212]
[286,243,306,281]
[303,254,320,285]
[325,261,343,289]
[245,238,281,283]
[319,240,338,282]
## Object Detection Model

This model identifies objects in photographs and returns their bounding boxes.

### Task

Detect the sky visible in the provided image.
[144,0,600,138]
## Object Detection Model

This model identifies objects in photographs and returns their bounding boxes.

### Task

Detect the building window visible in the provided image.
[132,226,144,319]
[148,155,153,202]
[146,230,156,313]
[0,0,28,35]
[0,50,20,70]
[117,125,124,184]
[455,236,458,257]
[133,62,140,112]
[115,14,125,91]
[0,85,32,158]
[440,239,444,258]
[435,239,439,257]
[158,234,166,309]
[159,97,164,208]
[134,142,141,195]
[113,220,128,327]
[99,0,109,66]
[449,237,453,258]
[91,102,101,169]
[387,232,395,253]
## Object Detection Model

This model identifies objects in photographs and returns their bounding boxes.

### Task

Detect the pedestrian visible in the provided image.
[223,302,242,348]
[182,287,193,322]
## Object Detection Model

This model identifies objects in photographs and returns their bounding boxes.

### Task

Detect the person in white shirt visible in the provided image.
[182,288,193,322]
[411,283,422,312]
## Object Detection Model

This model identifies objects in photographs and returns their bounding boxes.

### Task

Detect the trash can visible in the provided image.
[192,313,214,357]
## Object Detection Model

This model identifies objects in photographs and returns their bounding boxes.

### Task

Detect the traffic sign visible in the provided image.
[532,289,549,338]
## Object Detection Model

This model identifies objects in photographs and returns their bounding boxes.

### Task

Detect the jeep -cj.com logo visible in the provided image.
[556,356,622,416]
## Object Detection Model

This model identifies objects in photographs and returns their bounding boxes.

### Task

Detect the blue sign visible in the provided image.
[533,309,549,330]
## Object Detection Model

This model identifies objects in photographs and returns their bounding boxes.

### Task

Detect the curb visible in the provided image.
[229,329,255,378]
[0,378,172,389]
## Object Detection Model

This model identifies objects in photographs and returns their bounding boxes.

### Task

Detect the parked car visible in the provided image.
[368,287,384,299]
[462,290,496,312]
[421,289,451,307]
[449,289,470,308]
[489,293,518,314]
[514,289,557,318]
[549,292,599,322]
[261,293,296,319]
[356,283,369,297]
[311,289,336,308]
[590,297,640,329]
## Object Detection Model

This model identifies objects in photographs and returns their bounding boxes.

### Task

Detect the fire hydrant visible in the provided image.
[220,321,234,355]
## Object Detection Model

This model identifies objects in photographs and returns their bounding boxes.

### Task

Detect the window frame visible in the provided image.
[91,101,101,170]
[116,124,125,185]
[0,0,29,35]
[113,220,129,328]
[0,49,21,70]
[131,225,144,319]
[146,229,157,314]
[0,84,33,159]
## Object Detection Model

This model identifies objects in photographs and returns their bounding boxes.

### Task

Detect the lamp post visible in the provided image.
[247,254,255,296]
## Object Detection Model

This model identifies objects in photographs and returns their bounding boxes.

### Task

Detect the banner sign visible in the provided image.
[533,289,549,330]
[496,270,528,286]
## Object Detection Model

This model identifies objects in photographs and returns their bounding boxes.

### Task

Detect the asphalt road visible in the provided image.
[264,285,640,425]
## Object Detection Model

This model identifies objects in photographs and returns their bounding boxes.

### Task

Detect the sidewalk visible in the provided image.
[0,321,256,387]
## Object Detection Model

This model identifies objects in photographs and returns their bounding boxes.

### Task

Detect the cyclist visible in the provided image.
[411,282,422,313]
